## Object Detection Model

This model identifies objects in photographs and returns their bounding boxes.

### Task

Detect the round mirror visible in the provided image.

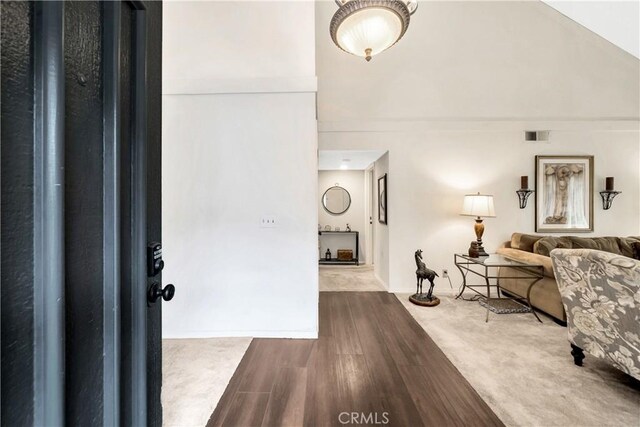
[322,186,351,215]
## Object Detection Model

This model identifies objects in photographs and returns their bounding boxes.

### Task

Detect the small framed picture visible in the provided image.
[535,155,594,233]
[378,173,387,225]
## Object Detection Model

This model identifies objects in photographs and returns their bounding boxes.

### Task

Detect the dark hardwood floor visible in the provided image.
[207,292,503,426]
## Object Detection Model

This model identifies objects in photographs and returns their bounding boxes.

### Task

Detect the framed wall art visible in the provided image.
[378,173,387,225]
[535,155,594,233]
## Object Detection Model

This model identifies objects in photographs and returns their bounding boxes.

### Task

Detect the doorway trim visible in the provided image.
[103,3,122,425]
[364,165,375,266]
[33,2,65,425]
[128,3,149,426]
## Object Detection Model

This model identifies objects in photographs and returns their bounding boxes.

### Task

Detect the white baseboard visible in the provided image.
[373,272,389,291]
[162,329,318,340]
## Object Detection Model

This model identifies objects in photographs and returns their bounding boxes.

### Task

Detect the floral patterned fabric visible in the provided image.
[551,249,640,380]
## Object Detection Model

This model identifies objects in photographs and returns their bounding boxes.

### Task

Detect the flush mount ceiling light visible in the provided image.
[330,0,418,62]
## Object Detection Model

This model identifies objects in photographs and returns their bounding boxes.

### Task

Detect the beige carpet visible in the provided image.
[162,338,251,427]
[398,291,640,427]
[319,264,386,291]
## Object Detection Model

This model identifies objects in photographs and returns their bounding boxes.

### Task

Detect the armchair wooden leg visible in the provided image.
[571,344,585,366]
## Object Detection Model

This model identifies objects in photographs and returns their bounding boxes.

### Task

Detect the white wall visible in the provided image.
[373,153,390,289]
[162,1,318,338]
[316,0,640,293]
[321,131,640,293]
[318,170,366,262]
[164,1,315,83]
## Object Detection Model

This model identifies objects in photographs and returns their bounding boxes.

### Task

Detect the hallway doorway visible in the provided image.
[318,150,388,290]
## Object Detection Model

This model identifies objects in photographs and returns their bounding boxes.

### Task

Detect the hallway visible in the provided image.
[319,265,385,292]
[207,292,502,426]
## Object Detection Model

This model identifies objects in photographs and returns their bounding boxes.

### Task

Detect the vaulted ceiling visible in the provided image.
[315,0,640,123]
[543,1,639,59]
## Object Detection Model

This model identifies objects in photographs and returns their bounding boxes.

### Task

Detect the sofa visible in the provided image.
[496,233,640,322]
[551,249,640,380]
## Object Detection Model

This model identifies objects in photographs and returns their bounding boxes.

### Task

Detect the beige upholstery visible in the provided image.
[495,234,640,323]
[497,247,554,278]
[551,249,640,379]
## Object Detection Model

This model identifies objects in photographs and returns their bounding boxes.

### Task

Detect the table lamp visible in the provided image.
[460,193,496,257]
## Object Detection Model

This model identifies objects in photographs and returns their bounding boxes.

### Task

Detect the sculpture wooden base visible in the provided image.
[409,294,440,307]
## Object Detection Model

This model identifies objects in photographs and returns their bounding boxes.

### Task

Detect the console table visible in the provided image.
[454,253,544,322]
[318,231,359,266]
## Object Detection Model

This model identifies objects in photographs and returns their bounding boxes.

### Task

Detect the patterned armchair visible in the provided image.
[550,249,640,380]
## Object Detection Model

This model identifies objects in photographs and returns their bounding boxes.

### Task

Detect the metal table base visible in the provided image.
[454,254,544,323]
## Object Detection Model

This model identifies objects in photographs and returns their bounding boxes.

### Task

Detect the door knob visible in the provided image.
[148,282,175,303]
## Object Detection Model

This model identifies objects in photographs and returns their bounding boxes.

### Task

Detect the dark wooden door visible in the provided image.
[1,1,164,425]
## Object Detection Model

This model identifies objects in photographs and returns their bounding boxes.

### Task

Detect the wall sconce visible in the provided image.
[516,176,534,209]
[600,177,621,210]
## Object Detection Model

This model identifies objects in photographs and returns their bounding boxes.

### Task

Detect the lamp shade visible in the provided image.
[461,193,496,218]
[330,1,417,62]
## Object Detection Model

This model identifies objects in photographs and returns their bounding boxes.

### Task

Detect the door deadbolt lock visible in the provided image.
[148,282,175,303]
[147,242,164,277]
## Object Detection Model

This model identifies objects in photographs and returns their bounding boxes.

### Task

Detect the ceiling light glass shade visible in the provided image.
[337,8,402,59]
[460,194,496,218]
[330,1,417,62]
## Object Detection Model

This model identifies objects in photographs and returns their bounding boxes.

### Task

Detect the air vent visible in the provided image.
[524,131,550,142]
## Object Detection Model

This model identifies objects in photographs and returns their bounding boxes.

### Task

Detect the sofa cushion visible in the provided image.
[533,237,573,257]
[510,233,542,253]
[496,247,555,278]
[618,237,640,259]
[632,242,640,260]
[566,236,622,255]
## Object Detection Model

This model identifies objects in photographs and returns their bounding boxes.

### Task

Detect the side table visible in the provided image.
[318,231,359,265]
[454,253,544,322]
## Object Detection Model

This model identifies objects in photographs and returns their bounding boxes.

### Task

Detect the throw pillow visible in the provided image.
[533,236,572,257]
[568,237,622,255]
[615,237,640,259]
[510,233,542,253]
